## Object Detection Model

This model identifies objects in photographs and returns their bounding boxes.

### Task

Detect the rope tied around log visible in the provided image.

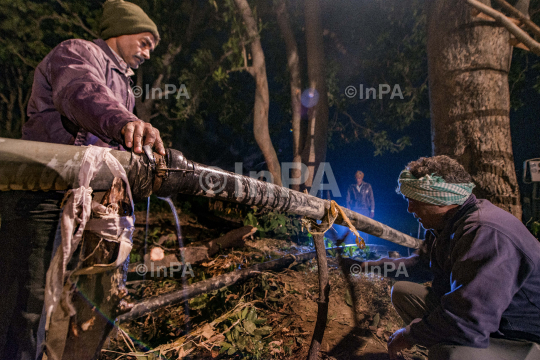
[301,200,365,249]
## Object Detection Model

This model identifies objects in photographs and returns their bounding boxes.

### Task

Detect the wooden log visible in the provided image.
[140,226,257,269]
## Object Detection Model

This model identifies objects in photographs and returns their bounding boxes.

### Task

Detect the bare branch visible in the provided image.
[466,0,540,55]
[0,39,37,68]
[493,0,540,40]
[341,111,405,152]
[55,0,99,38]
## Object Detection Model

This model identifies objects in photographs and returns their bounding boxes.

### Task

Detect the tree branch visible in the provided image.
[493,0,540,40]
[466,0,540,55]
[55,0,99,38]
[0,39,37,68]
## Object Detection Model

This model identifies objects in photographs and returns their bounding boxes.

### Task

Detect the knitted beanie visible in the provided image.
[100,0,160,43]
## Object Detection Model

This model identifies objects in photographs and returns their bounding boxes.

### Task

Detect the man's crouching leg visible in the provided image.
[391,281,439,325]
[428,338,540,360]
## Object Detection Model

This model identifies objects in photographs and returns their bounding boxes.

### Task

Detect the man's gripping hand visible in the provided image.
[121,120,165,156]
[388,328,413,360]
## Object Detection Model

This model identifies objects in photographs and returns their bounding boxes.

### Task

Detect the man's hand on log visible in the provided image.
[387,328,412,360]
[122,120,165,156]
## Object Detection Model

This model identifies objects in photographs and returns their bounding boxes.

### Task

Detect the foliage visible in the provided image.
[531,221,540,239]
[0,0,101,138]
[526,218,540,240]
[243,207,310,241]
[219,306,272,358]
[323,0,429,155]
[508,0,540,110]
[325,238,379,260]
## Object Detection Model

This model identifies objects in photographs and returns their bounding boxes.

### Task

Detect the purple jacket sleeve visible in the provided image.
[48,41,138,144]
[404,224,530,348]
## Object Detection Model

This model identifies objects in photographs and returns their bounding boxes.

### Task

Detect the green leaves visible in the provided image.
[243,209,309,241]
[243,319,256,334]
[220,306,274,357]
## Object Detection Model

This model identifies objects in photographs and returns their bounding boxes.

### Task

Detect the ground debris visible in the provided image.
[101,204,427,360]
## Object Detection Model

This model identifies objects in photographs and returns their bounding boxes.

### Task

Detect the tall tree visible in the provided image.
[427,0,522,218]
[275,0,303,191]
[233,0,282,185]
[301,0,329,192]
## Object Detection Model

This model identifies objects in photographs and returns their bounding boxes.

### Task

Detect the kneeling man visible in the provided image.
[343,155,540,360]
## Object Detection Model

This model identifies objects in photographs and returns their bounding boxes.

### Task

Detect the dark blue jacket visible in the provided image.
[407,195,540,348]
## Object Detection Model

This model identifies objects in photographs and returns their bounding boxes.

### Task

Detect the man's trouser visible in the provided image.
[391,281,540,360]
[0,191,63,360]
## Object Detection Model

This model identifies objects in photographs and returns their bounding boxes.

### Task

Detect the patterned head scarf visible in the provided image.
[397,170,475,206]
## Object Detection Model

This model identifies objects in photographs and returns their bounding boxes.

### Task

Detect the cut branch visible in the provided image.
[118,251,319,322]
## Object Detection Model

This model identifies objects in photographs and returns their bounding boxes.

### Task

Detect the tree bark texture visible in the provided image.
[275,0,304,191]
[427,0,522,218]
[302,0,329,190]
[234,0,282,186]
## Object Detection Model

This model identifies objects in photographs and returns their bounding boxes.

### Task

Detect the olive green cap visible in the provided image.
[100,0,160,44]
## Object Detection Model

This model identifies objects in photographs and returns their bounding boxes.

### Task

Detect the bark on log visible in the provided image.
[307,234,330,360]
[118,251,318,322]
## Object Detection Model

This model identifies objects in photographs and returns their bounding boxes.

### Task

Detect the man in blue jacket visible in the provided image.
[343,155,540,359]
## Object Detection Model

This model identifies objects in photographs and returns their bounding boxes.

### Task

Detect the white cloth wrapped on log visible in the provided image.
[43,146,135,331]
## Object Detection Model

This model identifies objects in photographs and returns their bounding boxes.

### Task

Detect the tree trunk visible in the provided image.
[234,0,282,186]
[427,0,522,218]
[302,0,329,192]
[275,0,304,191]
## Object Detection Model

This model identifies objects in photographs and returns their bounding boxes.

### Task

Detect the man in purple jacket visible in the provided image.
[342,155,540,359]
[0,1,165,358]
[23,0,165,155]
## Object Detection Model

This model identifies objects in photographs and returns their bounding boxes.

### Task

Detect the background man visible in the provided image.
[0,1,164,358]
[342,155,540,360]
[346,170,375,218]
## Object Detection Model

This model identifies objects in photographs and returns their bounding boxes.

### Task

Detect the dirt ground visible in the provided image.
[99,206,428,360]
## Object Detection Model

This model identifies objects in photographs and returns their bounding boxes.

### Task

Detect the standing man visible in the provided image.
[23,0,165,154]
[342,155,540,360]
[346,170,375,218]
[0,1,164,358]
